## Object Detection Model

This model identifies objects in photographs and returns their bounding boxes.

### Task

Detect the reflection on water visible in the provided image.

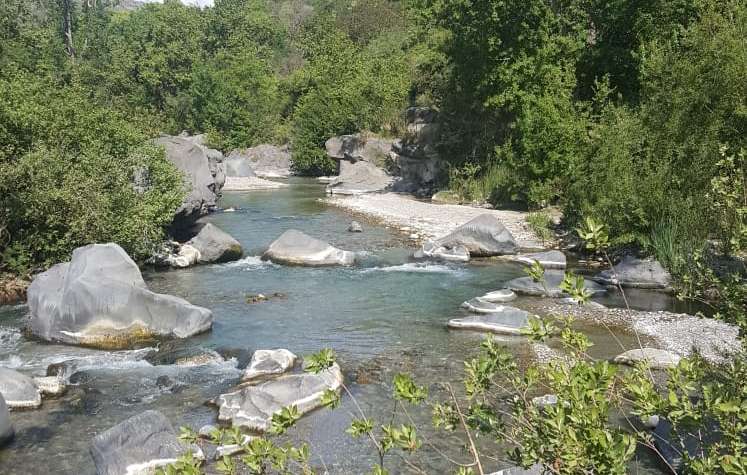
[0,180,666,474]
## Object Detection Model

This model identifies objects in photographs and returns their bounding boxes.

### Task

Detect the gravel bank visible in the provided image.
[326,193,543,248]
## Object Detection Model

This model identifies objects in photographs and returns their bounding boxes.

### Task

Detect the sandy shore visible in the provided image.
[326,192,544,248]
[223,176,288,191]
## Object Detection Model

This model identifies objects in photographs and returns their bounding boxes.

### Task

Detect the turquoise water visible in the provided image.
[0,180,667,474]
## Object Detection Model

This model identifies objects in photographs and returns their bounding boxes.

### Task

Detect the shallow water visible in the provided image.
[0,180,667,474]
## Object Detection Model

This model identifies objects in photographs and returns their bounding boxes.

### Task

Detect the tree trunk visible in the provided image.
[60,0,75,60]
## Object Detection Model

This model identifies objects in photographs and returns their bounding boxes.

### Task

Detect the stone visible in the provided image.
[348,221,363,233]
[27,243,213,349]
[531,394,558,408]
[198,424,218,439]
[317,176,338,184]
[216,364,343,432]
[613,348,681,370]
[325,135,394,166]
[33,376,66,397]
[509,250,566,269]
[154,135,223,230]
[175,351,225,367]
[227,145,291,179]
[461,298,510,314]
[187,223,243,264]
[326,160,393,195]
[448,306,531,335]
[91,410,199,475]
[414,240,470,262]
[479,289,517,303]
[215,435,254,458]
[0,394,13,446]
[263,230,355,266]
[505,271,606,298]
[242,349,297,382]
[435,214,518,257]
[167,243,201,268]
[0,368,42,410]
[643,414,660,429]
[595,255,672,290]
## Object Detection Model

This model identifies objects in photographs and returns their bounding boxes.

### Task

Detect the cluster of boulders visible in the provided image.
[153,223,244,268]
[324,107,443,196]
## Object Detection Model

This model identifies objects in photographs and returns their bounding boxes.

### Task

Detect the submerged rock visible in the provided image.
[505,271,606,298]
[613,348,681,369]
[91,410,199,475]
[187,223,243,264]
[414,240,470,262]
[263,230,355,266]
[217,364,343,432]
[479,289,517,303]
[0,368,41,410]
[0,394,12,446]
[348,221,363,233]
[33,376,66,397]
[27,243,213,349]
[435,214,518,257]
[242,349,297,382]
[448,306,531,335]
[595,255,672,290]
[509,250,567,269]
[175,351,225,367]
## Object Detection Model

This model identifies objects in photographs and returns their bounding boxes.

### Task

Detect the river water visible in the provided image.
[0,180,674,474]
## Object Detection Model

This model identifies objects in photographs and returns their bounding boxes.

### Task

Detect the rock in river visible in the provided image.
[91,410,200,475]
[348,221,363,233]
[509,250,566,269]
[505,271,606,298]
[27,243,213,349]
[434,214,517,257]
[449,306,531,335]
[0,368,41,410]
[0,394,13,446]
[414,240,470,262]
[217,364,343,432]
[479,289,517,303]
[595,255,672,290]
[186,223,243,264]
[263,230,355,266]
[242,349,297,382]
[613,348,681,369]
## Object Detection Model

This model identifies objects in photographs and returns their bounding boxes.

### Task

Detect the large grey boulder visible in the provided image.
[509,251,567,269]
[449,306,530,335]
[27,243,213,349]
[325,134,395,166]
[186,223,243,264]
[242,349,297,382]
[435,214,518,257]
[228,145,291,179]
[326,160,394,195]
[223,155,256,178]
[154,135,224,230]
[613,348,681,369]
[0,368,41,410]
[217,364,343,432]
[505,271,606,298]
[91,410,198,475]
[0,394,12,446]
[595,255,672,289]
[263,230,355,266]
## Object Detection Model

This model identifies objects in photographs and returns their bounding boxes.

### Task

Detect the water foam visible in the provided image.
[359,262,465,275]
[220,255,278,270]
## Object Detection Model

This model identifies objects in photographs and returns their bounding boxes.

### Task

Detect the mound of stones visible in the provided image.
[263,230,355,266]
[27,243,213,348]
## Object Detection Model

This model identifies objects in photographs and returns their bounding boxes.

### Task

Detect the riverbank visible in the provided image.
[325,192,544,248]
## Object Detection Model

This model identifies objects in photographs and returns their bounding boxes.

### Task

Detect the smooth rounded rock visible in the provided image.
[480,289,517,303]
[0,368,41,410]
[613,348,681,369]
[242,349,297,382]
[187,223,243,264]
[434,214,518,257]
[263,230,355,266]
[448,307,531,335]
[595,255,672,290]
[27,243,213,348]
[461,298,508,314]
[505,271,606,298]
[510,250,566,269]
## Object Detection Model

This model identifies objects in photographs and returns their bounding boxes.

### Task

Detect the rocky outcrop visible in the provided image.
[0,395,12,446]
[263,230,355,266]
[505,271,606,298]
[227,145,291,179]
[91,410,199,475]
[326,159,394,195]
[27,243,213,349]
[449,306,530,335]
[242,349,297,382]
[216,364,343,432]
[325,135,394,166]
[509,250,567,269]
[154,134,225,230]
[186,223,243,264]
[595,255,672,290]
[414,240,470,262]
[613,348,681,369]
[435,214,518,257]
[0,368,41,410]
[223,155,256,178]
